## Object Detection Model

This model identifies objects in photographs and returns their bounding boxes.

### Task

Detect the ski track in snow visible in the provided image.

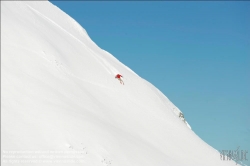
[2,2,239,166]
[27,5,118,76]
[5,43,114,91]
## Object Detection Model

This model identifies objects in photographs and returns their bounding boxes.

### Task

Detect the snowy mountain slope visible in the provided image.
[1,1,236,166]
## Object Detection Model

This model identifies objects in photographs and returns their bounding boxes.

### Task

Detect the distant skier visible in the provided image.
[115,74,124,85]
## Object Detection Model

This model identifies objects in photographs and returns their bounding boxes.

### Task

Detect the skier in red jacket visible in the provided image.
[115,74,124,85]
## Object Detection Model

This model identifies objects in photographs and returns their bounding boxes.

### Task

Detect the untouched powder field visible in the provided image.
[1,1,237,166]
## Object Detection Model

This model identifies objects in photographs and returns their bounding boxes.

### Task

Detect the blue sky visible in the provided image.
[50,1,249,165]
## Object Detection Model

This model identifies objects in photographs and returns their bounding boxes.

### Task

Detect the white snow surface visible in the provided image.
[1,1,236,166]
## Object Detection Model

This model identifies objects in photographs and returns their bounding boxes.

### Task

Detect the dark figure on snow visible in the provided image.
[115,74,124,85]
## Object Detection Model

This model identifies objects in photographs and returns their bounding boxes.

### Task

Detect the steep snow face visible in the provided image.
[1,1,236,166]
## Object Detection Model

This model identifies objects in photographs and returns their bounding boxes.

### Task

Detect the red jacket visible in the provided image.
[115,74,122,79]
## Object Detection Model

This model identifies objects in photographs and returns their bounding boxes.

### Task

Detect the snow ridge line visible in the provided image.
[26,4,114,75]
